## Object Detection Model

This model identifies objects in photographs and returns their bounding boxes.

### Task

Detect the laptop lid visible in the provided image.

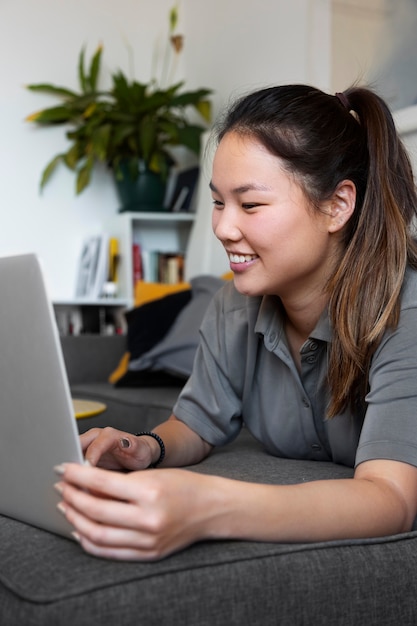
[0,253,84,538]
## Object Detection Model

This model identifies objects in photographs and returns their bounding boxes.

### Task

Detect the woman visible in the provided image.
[55,84,417,561]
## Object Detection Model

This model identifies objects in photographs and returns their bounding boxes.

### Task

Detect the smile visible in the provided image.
[229,253,258,264]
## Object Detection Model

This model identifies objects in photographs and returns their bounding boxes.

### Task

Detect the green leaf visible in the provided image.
[169,5,178,33]
[176,125,204,154]
[149,150,170,179]
[26,83,78,98]
[39,154,64,191]
[170,88,212,108]
[139,118,157,163]
[195,99,212,123]
[63,144,80,170]
[112,122,136,147]
[158,118,180,142]
[78,47,88,93]
[88,45,102,91]
[76,157,94,194]
[90,124,111,161]
[27,105,74,124]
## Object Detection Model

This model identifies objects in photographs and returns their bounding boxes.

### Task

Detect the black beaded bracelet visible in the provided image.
[136,432,165,468]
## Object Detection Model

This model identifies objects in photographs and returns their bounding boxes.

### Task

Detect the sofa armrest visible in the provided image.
[60,335,127,385]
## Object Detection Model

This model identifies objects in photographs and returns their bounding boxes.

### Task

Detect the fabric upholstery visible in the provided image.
[1,430,417,625]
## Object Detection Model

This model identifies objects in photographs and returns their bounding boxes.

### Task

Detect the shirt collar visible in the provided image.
[254,295,332,344]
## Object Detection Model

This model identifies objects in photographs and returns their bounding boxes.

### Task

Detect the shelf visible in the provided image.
[54,298,130,307]
[121,211,195,223]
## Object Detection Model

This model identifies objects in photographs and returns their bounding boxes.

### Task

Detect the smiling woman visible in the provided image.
[55,83,417,562]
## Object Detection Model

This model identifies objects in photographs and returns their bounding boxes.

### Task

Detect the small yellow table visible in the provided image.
[72,398,107,420]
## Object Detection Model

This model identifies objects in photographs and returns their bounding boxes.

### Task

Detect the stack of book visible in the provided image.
[132,243,185,284]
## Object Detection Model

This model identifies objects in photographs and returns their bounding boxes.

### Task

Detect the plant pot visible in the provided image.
[115,161,168,213]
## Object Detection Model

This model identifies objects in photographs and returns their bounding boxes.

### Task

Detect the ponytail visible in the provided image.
[327,87,417,415]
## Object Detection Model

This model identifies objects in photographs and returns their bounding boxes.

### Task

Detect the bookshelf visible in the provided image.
[103,211,196,306]
[53,211,196,335]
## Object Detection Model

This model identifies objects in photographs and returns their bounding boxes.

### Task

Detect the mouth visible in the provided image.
[228,253,258,264]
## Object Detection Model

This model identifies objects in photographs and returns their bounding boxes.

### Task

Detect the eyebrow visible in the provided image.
[209,181,272,194]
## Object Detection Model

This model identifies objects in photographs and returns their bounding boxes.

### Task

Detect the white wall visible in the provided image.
[0,0,330,299]
[330,0,387,92]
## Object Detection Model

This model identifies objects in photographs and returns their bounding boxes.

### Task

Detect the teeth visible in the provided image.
[229,254,256,263]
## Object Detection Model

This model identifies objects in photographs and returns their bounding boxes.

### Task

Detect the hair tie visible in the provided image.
[335,91,351,111]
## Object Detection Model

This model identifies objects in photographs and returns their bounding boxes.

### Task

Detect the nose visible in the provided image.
[212,205,242,244]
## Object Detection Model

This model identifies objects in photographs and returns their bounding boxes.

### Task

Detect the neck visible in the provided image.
[282,291,328,372]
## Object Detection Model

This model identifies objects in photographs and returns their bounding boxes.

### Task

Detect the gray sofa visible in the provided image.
[1,334,417,625]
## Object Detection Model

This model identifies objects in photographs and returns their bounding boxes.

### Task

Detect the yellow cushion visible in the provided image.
[134,280,190,307]
[108,351,131,385]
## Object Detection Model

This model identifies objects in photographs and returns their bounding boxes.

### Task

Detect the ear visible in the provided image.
[327,180,356,233]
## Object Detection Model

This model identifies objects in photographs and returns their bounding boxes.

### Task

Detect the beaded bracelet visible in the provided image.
[136,431,165,468]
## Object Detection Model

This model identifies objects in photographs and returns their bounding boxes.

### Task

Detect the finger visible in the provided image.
[79,428,103,453]
[57,489,168,559]
[82,428,136,466]
[61,498,184,562]
[56,463,146,503]
[75,535,159,561]
[59,482,143,528]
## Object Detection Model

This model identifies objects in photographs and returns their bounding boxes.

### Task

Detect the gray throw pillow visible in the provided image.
[128,275,224,377]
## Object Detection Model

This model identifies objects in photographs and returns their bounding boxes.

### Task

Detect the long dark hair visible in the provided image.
[215,84,417,416]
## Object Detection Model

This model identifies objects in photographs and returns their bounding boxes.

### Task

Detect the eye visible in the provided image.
[242,203,261,210]
[212,198,224,208]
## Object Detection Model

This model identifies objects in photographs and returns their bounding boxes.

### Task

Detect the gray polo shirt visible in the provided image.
[173,269,417,469]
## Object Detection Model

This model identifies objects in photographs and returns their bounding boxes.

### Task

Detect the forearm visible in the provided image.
[202,473,414,543]
[145,415,213,468]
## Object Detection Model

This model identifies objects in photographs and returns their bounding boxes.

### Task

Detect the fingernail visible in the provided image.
[71,531,81,543]
[57,502,66,516]
[54,464,66,476]
[54,482,63,494]
[120,437,131,449]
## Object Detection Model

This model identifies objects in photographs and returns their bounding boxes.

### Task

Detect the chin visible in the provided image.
[232,275,265,297]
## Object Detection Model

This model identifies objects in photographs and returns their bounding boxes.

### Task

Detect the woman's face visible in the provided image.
[211,131,341,304]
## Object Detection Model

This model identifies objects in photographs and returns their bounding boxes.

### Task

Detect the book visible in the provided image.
[132,243,143,284]
[157,252,185,284]
[165,166,200,212]
[75,234,109,299]
[107,238,120,283]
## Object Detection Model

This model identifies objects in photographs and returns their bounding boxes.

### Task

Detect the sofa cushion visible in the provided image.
[128,275,224,378]
[1,430,417,625]
[109,289,192,385]
[115,275,224,387]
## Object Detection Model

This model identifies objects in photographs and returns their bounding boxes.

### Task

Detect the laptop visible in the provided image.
[0,253,84,538]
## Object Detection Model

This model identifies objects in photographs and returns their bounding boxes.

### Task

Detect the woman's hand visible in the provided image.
[54,463,220,561]
[80,417,213,471]
[80,428,154,471]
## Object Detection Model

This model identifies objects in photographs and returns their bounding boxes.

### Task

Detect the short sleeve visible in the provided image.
[173,283,259,445]
[356,305,417,467]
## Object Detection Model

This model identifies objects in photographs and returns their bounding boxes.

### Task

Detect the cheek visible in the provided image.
[211,207,222,237]
[211,210,219,235]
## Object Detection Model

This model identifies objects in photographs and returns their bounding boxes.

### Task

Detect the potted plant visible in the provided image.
[25,6,212,211]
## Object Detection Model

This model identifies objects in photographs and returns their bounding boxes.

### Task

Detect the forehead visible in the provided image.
[212,132,293,190]
[214,131,275,163]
